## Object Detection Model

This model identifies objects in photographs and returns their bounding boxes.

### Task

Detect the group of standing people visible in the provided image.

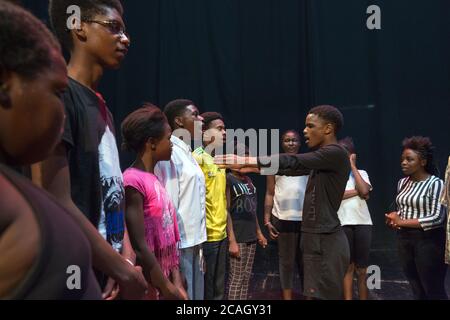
[0,0,448,300]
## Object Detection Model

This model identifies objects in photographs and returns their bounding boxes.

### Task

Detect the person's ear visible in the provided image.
[203,128,216,144]
[324,123,333,135]
[420,158,427,168]
[174,116,184,128]
[72,22,88,42]
[150,137,159,151]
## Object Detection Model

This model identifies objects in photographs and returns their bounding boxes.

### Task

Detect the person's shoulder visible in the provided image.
[321,144,349,166]
[193,146,204,155]
[398,176,410,188]
[398,176,408,183]
[61,78,94,112]
[319,143,347,157]
[123,168,148,183]
[192,147,207,164]
[63,78,86,97]
[60,78,77,106]
[429,175,444,186]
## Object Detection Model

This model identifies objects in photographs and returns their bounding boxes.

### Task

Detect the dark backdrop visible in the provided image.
[21,0,450,247]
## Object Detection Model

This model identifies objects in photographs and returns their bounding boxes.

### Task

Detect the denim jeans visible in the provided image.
[179,244,205,300]
[203,238,228,300]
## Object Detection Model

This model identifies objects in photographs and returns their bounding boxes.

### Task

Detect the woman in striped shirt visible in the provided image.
[386,136,447,300]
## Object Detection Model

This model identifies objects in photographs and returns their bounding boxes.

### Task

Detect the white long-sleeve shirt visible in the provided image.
[154,136,207,249]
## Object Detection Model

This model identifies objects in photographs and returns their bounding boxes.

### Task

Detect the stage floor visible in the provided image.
[238,240,450,300]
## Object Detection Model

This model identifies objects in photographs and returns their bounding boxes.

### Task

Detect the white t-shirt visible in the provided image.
[272,175,308,221]
[337,170,373,226]
[154,135,207,249]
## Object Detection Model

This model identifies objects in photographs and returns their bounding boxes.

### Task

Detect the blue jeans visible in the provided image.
[179,244,205,300]
[203,238,228,300]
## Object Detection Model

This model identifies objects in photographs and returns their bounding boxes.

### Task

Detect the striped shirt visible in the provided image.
[396,175,446,231]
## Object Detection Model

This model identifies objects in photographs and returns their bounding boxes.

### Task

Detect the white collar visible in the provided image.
[171,135,191,153]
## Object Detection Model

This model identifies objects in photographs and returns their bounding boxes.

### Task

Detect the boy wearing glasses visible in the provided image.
[36,0,182,299]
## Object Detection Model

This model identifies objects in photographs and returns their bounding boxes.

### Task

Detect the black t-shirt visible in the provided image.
[0,164,101,299]
[61,78,125,250]
[260,144,350,234]
[227,173,257,243]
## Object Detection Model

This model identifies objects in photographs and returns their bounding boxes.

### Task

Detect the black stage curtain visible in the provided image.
[21,0,450,246]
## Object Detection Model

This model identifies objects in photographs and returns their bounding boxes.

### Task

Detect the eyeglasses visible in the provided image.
[85,20,130,41]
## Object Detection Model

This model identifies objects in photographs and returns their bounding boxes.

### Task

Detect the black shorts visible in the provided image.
[342,225,372,268]
[301,229,350,300]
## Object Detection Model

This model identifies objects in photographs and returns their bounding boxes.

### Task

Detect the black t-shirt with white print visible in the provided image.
[61,77,125,251]
[227,173,258,243]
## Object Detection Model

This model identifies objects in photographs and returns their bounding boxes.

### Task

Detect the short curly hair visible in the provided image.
[48,0,123,51]
[0,1,61,80]
[402,136,437,175]
[201,112,224,130]
[121,103,168,153]
[308,105,344,133]
[163,99,195,130]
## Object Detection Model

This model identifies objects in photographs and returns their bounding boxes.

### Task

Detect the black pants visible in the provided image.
[203,238,228,300]
[397,228,448,300]
[271,215,303,290]
[301,229,350,300]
